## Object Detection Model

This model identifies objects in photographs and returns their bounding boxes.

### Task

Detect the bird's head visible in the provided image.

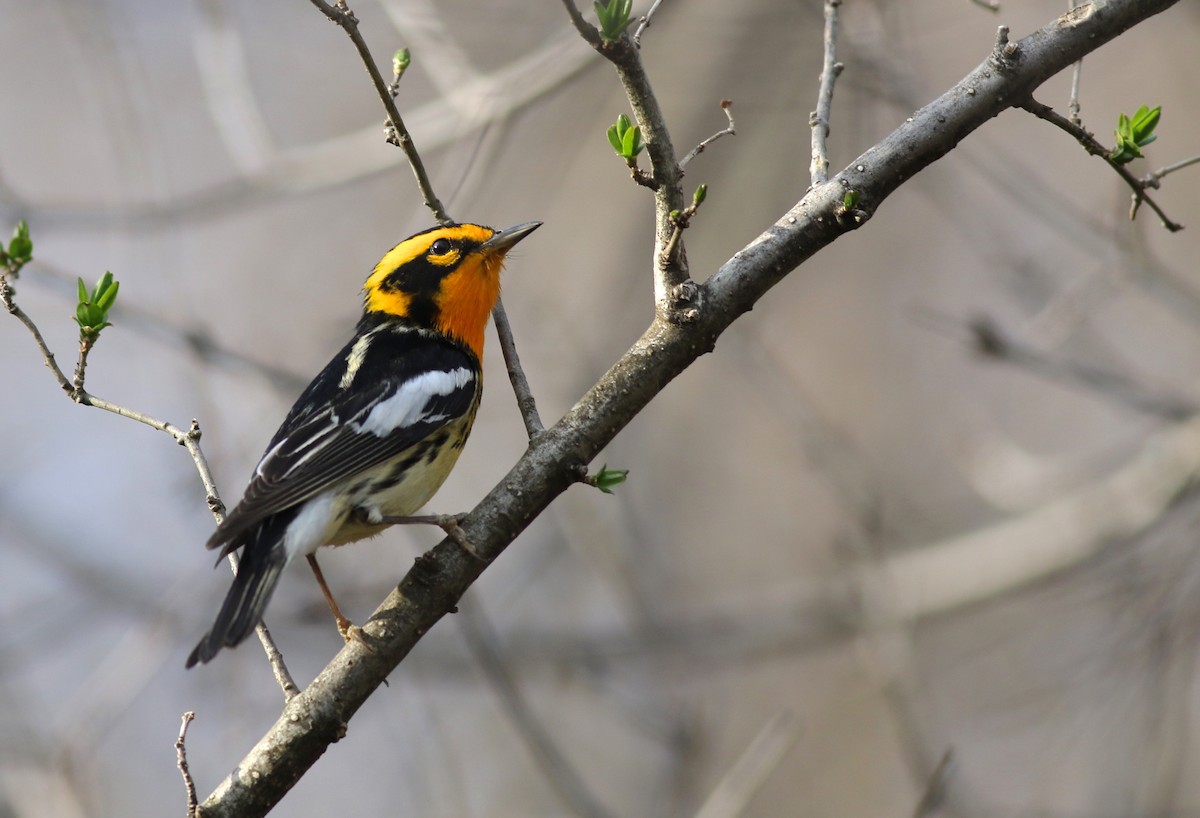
[364,221,541,359]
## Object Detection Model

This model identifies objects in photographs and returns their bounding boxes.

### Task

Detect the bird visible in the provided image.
[186,220,541,667]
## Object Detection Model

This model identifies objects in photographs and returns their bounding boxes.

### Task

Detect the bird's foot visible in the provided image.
[378,512,485,561]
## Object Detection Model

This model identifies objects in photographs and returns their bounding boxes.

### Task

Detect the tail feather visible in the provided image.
[186,532,288,667]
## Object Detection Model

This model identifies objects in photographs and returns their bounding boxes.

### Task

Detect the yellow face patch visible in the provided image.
[363,280,413,319]
[361,223,513,358]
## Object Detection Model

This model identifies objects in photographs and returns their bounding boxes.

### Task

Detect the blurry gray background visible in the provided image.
[2,1,1200,816]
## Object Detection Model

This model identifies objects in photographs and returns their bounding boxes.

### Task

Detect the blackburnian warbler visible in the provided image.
[186,221,541,667]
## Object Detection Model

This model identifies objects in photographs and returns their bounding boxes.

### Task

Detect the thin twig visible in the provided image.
[1067,1,1083,125]
[809,0,844,186]
[181,420,226,517]
[255,619,301,698]
[176,433,299,699]
[1142,154,1200,186]
[560,0,603,46]
[492,296,544,437]
[2,271,300,698]
[657,194,706,279]
[1,277,72,392]
[693,711,801,818]
[308,0,451,225]
[967,315,1198,420]
[660,225,685,271]
[1067,59,1083,125]
[176,711,199,817]
[679,100,736,170]
[632,0,666,47]
[1018,96,1183,231]
[72,335,94,396]
[970,0,1000,10]
[912,748,955,818]
[459,600,615,818]
[561,0,690,311]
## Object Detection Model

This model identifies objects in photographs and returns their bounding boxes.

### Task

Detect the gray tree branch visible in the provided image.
[197,1,1183,814]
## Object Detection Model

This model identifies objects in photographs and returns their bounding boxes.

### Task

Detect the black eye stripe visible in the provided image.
[429,238,453,255]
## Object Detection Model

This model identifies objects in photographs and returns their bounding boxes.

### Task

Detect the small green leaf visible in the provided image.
[621,126,637,156]
[607,113,643,160]
[624,125,643,157]
[693,184,707,206]
[1131,104,1160,133]
[843,189,860,209]
[608,115,636,157]
[74,271,120,336]
[606,124,622,153]
[594,0,633,42]
[590,464,629,494]
[1110,104,1161,165]
[8,237,31,263]
[7,221,32,264]
[96,281,119,312]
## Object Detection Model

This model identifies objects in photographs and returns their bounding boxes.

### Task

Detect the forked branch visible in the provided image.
[1018,96,1183,231]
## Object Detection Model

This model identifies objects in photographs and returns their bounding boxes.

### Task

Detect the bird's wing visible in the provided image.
[208,328,478,550]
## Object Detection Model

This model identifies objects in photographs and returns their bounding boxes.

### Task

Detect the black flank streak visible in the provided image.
[425,432,450,464]
[396,451,424,475]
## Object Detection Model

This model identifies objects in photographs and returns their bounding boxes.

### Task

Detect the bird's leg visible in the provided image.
[305,554,368,645]
[378,512,485,561]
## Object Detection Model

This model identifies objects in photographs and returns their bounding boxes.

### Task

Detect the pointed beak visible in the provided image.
[480,221,542,254]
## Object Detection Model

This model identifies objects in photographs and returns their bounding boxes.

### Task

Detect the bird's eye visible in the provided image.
[429,238,453,255]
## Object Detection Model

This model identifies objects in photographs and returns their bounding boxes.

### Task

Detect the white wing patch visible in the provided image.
[354,367,474,437]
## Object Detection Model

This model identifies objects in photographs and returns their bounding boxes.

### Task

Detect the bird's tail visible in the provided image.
[186,525,289,668]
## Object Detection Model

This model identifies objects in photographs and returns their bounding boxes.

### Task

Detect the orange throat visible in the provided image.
[435,253,504,359]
